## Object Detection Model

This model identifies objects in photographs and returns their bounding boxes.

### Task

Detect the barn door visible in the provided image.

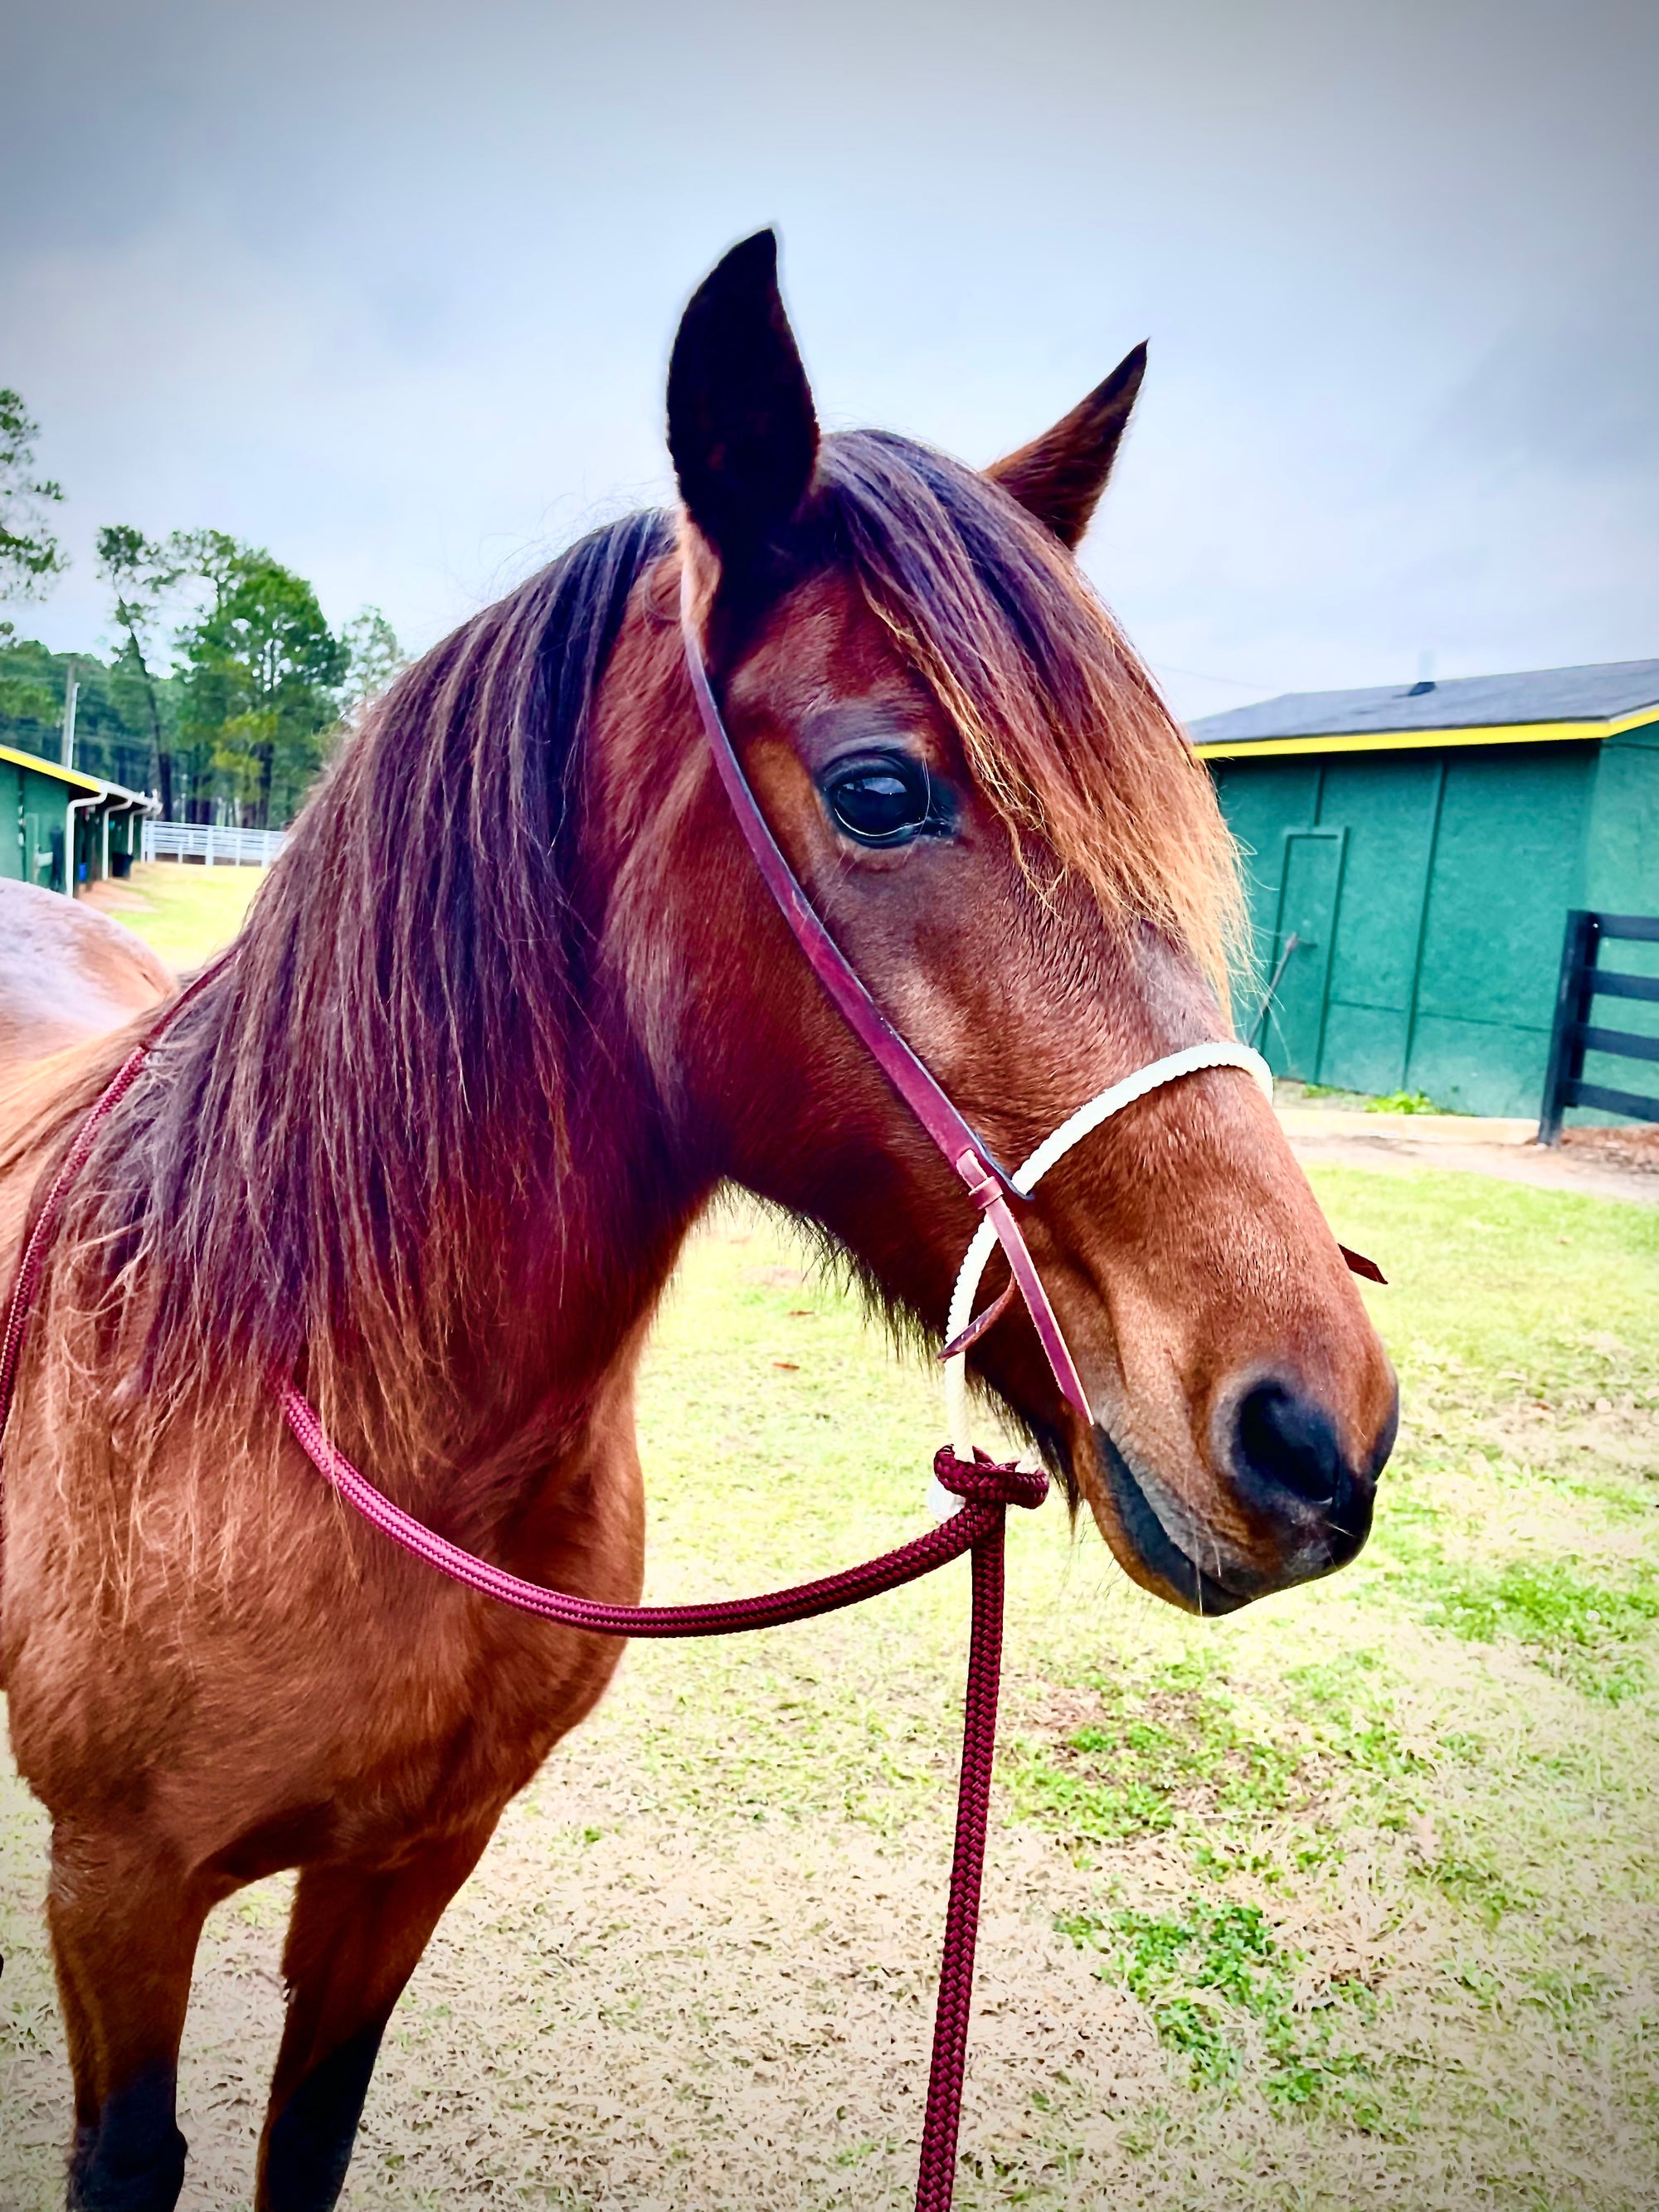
[1264,829,1346,1082]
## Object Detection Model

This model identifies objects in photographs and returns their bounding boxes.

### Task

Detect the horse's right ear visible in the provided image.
[986,343,1147,550]
[668,230,820,576]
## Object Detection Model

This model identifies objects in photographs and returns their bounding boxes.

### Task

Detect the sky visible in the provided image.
[3,0,1656,722]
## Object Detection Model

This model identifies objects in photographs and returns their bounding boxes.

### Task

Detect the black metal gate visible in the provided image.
[1539,910,1659,1144]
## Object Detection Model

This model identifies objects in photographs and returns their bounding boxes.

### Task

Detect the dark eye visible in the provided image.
[822,751,936,846]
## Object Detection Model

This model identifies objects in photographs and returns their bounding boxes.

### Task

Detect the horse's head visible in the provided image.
[603,231,1396,1613]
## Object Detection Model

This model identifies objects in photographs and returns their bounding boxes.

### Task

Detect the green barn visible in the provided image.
[1,743,153,897]
[1192,660,1659,1117]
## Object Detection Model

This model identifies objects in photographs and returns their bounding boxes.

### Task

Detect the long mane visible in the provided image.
[14,440,1239,1453]
[16,511,674,1453]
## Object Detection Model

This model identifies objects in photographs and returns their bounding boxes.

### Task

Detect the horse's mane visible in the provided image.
[19,510,674,1458]
[17,439,1239,1456]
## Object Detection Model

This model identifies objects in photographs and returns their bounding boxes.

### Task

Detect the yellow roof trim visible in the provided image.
[1194,704,1659,761]
[0,741,105,794]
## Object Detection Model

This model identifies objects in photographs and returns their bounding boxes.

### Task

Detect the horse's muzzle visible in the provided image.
[1090,1369,1397,1615]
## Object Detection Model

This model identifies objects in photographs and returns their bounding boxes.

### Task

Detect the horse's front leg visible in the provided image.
[255,1818,498,2212]
[46,1825,222,2212]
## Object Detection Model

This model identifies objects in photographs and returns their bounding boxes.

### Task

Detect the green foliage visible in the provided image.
[95,525,187,805]
[1367,1089,1453,1115]
[0,388,65,604]
[91,525,402,824]
[173,541,348,828]
[1057,1899,1370,2104]
[339,605,406,710]
[0,637,159,790]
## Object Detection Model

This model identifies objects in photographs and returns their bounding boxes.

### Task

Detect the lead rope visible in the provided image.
[0,1065,1039,2207]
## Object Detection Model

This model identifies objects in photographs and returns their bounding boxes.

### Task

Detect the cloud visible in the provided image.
[3,0,1655,718]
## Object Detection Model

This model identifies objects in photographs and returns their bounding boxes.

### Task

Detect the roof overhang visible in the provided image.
[1193,704,1659,761]
[0,742,155,805]
[0,741,105,794]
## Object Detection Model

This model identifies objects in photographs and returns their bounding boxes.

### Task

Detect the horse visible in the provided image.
[0,878,174,1078]
[0,231,1398,2212]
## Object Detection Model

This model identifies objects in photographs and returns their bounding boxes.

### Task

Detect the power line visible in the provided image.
[1152,660,1281,692]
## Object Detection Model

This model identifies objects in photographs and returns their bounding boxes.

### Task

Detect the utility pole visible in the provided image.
[61,659,80,771]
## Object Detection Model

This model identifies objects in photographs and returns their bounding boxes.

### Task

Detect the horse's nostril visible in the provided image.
[1234,1381,1340,1508]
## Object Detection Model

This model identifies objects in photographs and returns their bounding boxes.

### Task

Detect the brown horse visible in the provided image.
[0,233,1397,2212]
[0,878,174,1078]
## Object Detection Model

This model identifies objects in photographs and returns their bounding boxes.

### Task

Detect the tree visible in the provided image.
[0,638,157,790]
[95,525,185,814]
[0,389,66,615]
[339,606,405,712]
[174,542,348,828]
[95,523,386,823]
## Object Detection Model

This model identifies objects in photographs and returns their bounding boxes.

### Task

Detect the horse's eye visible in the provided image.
[823,752,934,846]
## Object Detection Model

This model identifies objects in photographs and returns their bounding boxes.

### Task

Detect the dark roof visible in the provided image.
[1189,658,1659,746]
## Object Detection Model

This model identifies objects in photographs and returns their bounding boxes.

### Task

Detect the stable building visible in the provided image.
[1,744,154,897]
[1191,659,1659,1116]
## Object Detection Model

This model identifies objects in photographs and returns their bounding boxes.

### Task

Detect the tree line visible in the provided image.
[0,387,401,827]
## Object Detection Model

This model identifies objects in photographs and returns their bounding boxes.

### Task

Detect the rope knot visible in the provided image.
[932,1446,1048,1511]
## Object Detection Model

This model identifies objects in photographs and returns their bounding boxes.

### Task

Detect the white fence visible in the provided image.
[141,821,289,868]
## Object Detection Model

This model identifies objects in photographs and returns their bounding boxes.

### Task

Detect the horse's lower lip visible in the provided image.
[1090,1422,1251,1616]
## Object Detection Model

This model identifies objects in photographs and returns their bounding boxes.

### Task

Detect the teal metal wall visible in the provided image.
[1211,728,1659,1116]
[5,754,72,892]
[2,750,151,896]
[0,755,22,882]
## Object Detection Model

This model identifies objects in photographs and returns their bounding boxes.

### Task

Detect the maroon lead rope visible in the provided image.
[0,984,1047,2212]
[285,1379,1046,2211]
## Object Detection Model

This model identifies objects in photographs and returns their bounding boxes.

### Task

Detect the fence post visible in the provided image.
[1539,910,1600,1145]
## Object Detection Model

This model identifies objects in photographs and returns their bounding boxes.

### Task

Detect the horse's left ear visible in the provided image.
[668,229,820,578]
[986,343,1147,549]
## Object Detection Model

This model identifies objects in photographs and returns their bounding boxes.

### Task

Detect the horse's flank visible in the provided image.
[0,878,173,1076]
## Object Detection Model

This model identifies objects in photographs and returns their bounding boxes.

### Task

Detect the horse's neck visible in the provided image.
[372,1051,709,1506]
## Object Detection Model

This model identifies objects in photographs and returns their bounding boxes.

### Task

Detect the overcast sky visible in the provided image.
[4,0,1656,721]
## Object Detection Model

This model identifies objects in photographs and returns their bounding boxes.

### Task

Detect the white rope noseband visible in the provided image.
[930,1040,1274,1518]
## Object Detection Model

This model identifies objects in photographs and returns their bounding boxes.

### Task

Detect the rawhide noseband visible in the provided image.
[0,562,1375,2212]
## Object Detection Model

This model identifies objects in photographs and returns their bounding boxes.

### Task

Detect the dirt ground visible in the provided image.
[1287,1125,1659,1206]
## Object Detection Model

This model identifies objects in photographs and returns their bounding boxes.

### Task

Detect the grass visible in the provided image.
[1053,1898,1372,2109]
[2,1167,1657,2207]
[1365,1089,1452,1116]
[1285,1082,1461,1116]
[89,858,267,968]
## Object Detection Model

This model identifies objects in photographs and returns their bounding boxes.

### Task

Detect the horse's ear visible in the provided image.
[985,343,1147,550]
[668,230,820,576]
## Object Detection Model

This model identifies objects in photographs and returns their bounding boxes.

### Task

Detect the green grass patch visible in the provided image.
[1006,1658,1307,1845]
[1366,1088,1452,1115]
[94,859,266,968]
[1395,1548,1659,1699]
[1057,1898,1371,2108]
